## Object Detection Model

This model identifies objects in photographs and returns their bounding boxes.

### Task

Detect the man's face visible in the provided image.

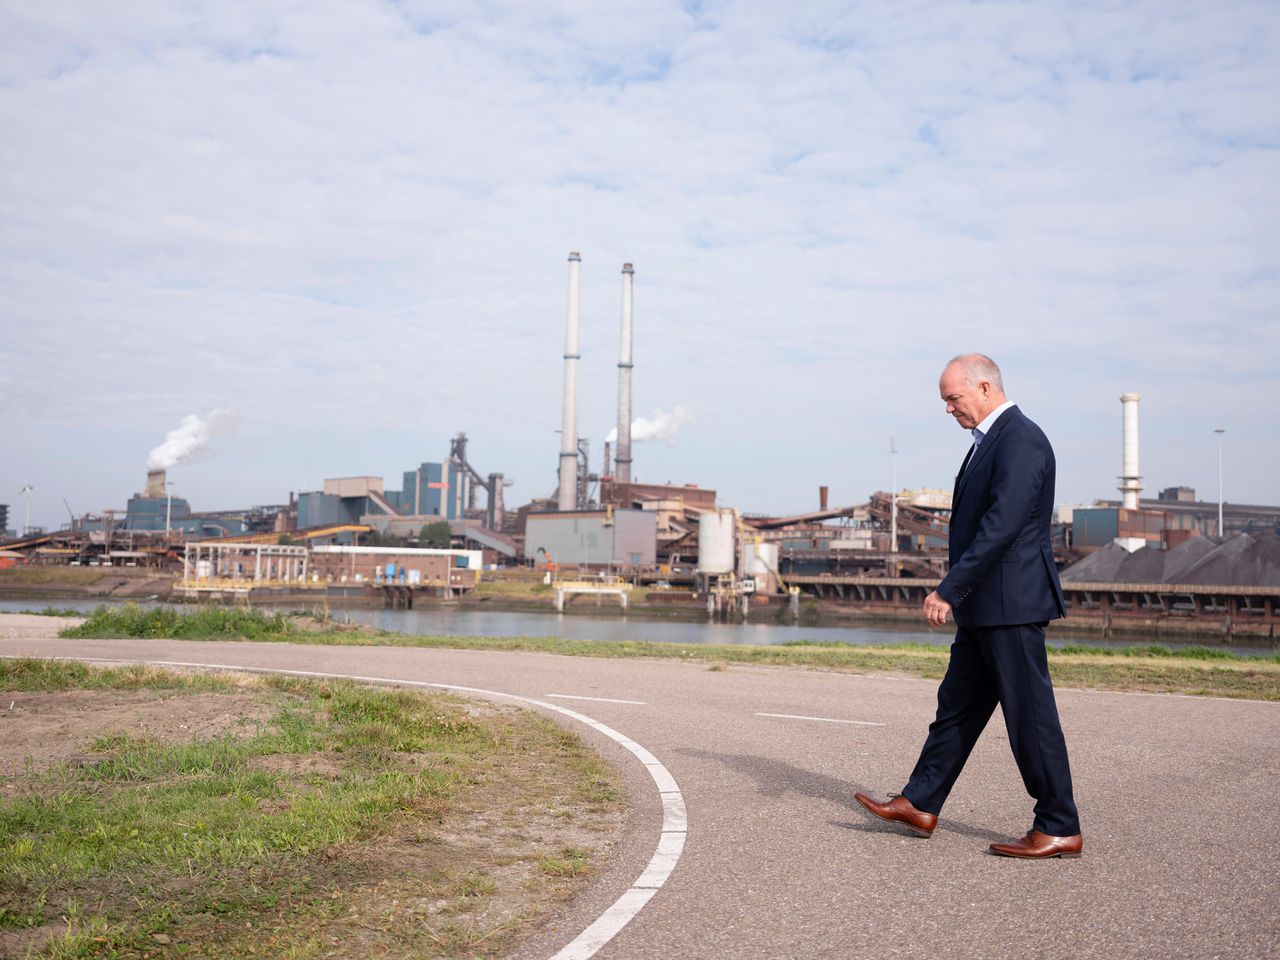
[939,364,992,431]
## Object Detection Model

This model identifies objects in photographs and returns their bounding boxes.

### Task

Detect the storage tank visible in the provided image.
[743,540,778,575]
[698,509,737,575]
[741,539,780,593]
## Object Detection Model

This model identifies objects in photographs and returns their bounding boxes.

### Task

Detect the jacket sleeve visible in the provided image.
[936,427,1047,607]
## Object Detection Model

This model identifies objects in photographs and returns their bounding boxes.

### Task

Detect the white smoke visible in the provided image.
[607,406,692,446]
[147,410,238,470]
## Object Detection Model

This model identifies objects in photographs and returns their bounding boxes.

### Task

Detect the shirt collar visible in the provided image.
[972,400,1015,441]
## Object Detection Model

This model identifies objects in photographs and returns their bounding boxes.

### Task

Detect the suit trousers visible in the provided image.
[902,622,1080,836]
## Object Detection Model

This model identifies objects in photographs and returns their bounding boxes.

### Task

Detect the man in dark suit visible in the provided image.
[855,353,1082,859]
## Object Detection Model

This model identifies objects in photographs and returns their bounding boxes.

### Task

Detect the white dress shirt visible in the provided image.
[972,399,1016,445]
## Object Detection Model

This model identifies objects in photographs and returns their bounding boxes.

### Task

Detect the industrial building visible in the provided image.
[1059,491,1279,555]
[1057,395,1278,554]
[8,251,1280,623]
[1094,489,1280,541]
[525,508,657,570]
[297,464,464,531]
[309,545,482,592]
[296,434,510,548]
[1068,506,1172,552]
[113,469,286,538]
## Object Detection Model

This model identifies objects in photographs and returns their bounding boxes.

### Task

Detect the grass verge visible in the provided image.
[0,659,622,959]
[471,579,554,600]
[55,604,1280,701]
[0,569,108,587]
[61,605,301,641]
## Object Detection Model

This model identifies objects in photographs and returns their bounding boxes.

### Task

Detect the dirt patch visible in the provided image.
[0,921,69,958]
[0,614,84,639]
[0,689,277,778]
[249,751,347,779]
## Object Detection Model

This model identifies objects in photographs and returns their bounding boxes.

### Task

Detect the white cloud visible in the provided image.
[1,0,1277,530]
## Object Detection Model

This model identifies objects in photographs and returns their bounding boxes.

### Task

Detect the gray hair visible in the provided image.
[947,353,1004,392]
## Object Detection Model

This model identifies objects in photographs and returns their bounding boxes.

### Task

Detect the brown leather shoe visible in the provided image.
[853,792,937,838]
[989,830,1083,859]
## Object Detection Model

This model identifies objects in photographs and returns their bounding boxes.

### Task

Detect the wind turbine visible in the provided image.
[19,482,34,536]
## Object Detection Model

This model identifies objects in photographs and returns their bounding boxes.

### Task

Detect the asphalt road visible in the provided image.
[2,626,1277,960]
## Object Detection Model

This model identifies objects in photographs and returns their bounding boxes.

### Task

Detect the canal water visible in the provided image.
[2,597,1272,655]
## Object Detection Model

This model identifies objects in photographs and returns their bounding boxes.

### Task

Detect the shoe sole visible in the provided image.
[989,848,1082,859]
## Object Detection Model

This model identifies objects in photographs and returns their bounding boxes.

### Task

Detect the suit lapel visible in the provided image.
[953,444,975,500]
[953,406,1019,504]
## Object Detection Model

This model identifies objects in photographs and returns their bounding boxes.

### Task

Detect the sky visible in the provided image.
[1,0,1276,533]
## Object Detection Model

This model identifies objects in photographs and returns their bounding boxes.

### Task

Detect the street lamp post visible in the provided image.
[1214,428,1225,539]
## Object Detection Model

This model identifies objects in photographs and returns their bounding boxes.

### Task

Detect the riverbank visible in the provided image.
[0,567,173,601]
[5,569,1275,647]
[29,608,1280,701]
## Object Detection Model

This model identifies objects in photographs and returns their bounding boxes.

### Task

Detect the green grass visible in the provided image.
[0,659,620,958]
[471,578,554,599]
[1052,642,1247,660]
[61,603,299,640]
[0,657,241,693]
[0,662,477,889]
[539,848,592,878]
[0,568,108,586]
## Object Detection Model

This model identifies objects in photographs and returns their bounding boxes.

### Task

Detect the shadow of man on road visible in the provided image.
[678,747,1006,841]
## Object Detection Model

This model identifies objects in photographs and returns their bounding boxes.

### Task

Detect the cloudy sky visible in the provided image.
[2,0,1276,533]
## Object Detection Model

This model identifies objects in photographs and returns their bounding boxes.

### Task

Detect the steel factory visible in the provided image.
[3,254,1279,639]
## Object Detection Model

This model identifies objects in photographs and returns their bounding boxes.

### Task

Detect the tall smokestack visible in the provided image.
[1119,393,1142,509]
[616,262,635,484]
[557,252,582,511]
[146,469,166,499]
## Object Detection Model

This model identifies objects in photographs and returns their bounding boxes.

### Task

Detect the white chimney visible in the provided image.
[615,262,635,484]
[557,252,582,511]
[1119,393,1142,510]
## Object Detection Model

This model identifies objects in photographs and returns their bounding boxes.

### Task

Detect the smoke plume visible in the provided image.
[147,410,237,470]
[607,406,692,446]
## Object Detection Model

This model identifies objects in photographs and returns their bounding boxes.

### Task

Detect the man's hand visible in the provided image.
[923,590,952,627]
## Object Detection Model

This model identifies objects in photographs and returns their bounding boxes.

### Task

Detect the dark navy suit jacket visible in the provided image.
[936,405,1067,627]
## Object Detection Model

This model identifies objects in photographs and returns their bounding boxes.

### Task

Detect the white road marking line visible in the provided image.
[559,887,656,958]
[756,711,886,726]
[660,792,687,832]
[634,831,686,889]
[546,693,647,705]
[6,654,684,960]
